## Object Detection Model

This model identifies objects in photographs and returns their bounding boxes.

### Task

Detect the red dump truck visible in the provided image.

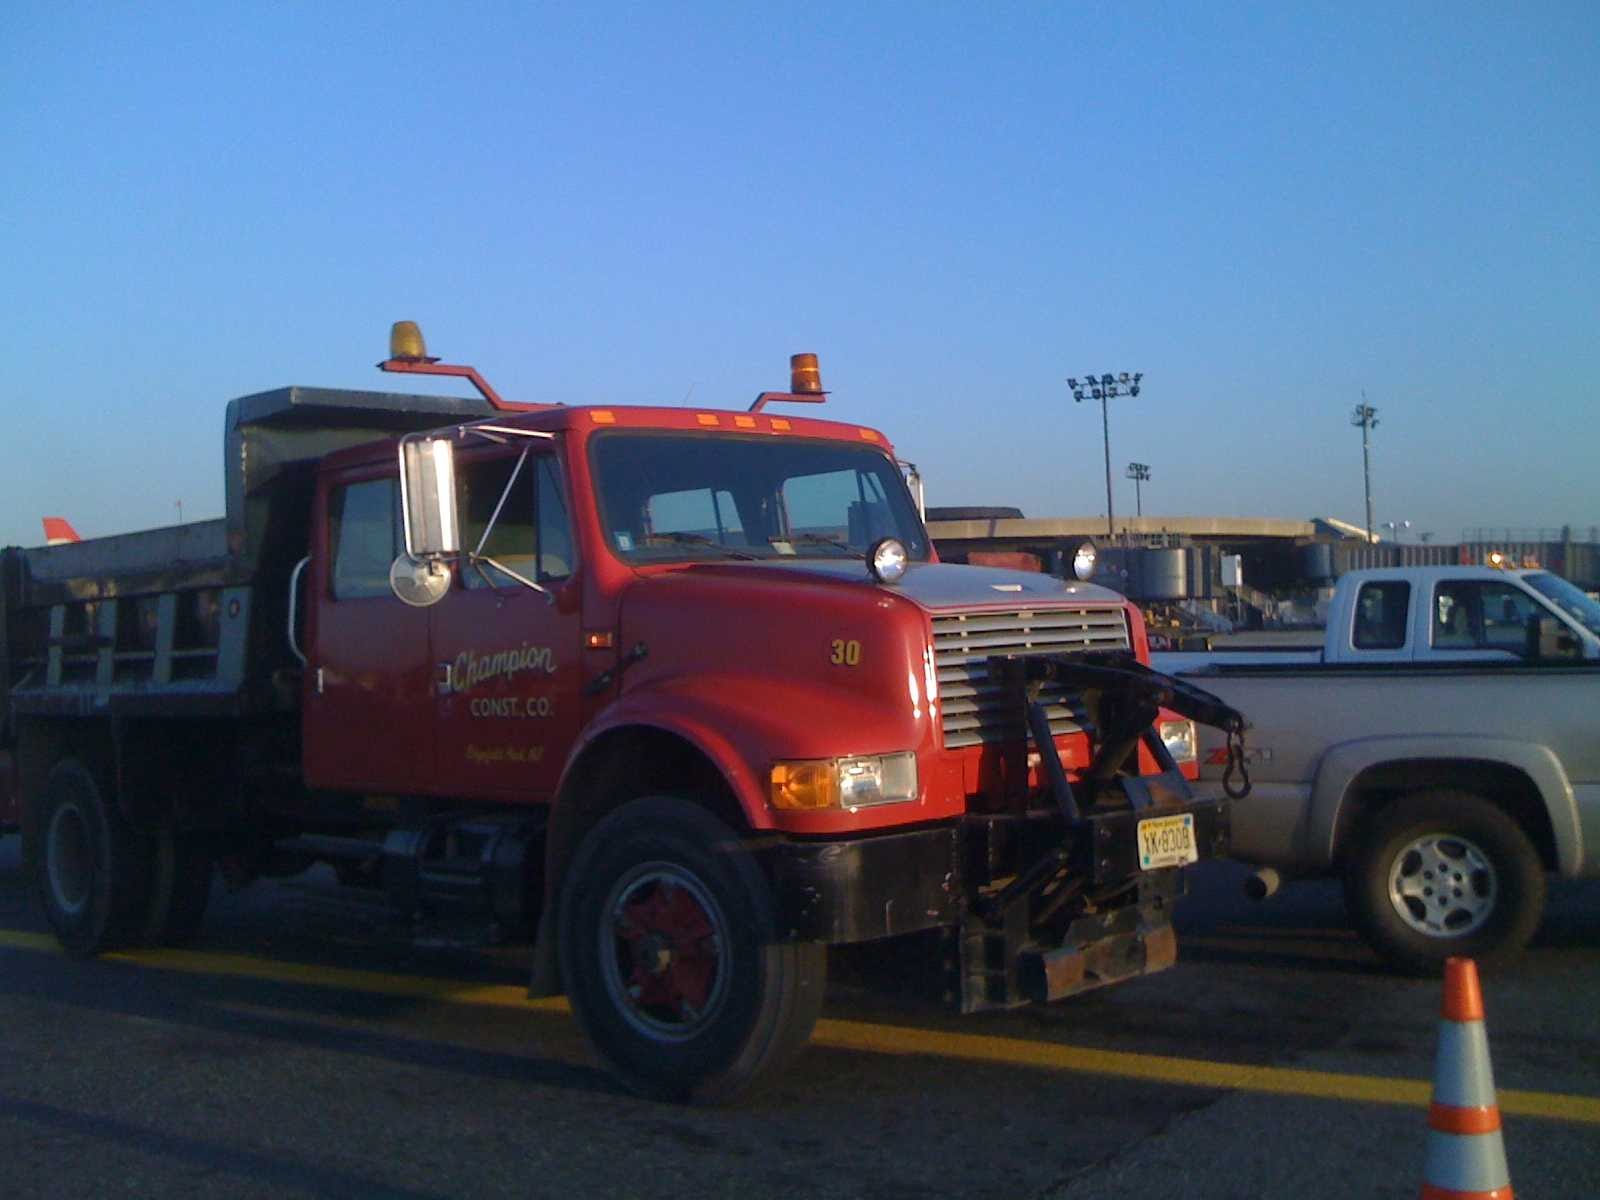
[0,327,1245,1101]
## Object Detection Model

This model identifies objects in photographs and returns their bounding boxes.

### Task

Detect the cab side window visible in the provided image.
[329,479,399,600]
[1433,581,1539,652]
[457,451,574,589]
[1353,581,1409,650]
[1478,583,1539,653]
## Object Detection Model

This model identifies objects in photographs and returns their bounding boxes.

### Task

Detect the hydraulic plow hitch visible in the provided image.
[987,650,1252,817]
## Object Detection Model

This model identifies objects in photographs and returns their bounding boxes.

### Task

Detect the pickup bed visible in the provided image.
[1159,566,1600,972]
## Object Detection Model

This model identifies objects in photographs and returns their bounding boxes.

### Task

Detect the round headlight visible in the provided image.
[1072,540,1097,581]
[868,537,909,584]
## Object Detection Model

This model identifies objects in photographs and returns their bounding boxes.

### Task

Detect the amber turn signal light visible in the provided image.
[769,761,840,811]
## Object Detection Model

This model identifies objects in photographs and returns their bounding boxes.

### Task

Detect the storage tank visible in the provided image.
[1299,542,1336,584]
[1133,548,1189,601]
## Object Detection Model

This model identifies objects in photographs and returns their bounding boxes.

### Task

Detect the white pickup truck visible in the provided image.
[1154,565,1600,973]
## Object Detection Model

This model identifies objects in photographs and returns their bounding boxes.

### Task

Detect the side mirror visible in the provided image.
[391,434,460,608]
[398,434,460,558]
[897,460,925,521]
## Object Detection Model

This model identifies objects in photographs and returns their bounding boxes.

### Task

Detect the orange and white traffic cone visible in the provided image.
[1420,957,1513,1199]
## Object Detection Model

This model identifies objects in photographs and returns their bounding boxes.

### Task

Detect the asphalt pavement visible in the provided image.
[2,835,1596,1199]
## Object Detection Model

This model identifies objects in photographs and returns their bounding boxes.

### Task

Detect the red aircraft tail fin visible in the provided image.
[42,517,82,545]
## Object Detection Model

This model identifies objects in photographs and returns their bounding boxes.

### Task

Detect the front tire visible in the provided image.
[33,758,153,955]
[558,797,825,1103]
[1343,789,1545,975]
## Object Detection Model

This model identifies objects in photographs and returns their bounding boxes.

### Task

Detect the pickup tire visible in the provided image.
[33,758,153,955]
[1343,789,1545,975]
[558,796,825,1103]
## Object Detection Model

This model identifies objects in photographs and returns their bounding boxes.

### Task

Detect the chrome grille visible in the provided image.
[933,606,1130,749]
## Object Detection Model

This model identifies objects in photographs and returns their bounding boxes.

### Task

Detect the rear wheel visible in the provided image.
[141,829,214,946]
[33,758,153,955]
[1343,789,1545,974]
[558,796,825,1103]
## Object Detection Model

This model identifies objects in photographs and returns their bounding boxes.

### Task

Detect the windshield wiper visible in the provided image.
[642,532,760,560]
[776,533,857,554]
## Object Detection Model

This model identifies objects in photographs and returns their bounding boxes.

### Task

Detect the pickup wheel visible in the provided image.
[34,758,154,956]
[558,796,825,1104]
[1344,789,1545,975]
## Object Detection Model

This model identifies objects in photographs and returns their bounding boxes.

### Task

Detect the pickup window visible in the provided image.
[1433,581,1540,653]
[1524,571,1600,637]
[1353,581,1409,649]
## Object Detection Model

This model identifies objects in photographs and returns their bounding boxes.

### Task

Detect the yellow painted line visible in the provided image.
[0,930,561,1012]
[4,929,1597,1125]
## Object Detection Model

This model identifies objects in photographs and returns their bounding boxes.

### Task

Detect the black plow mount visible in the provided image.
[952,652,1251,1011]
[986,650,1251,822]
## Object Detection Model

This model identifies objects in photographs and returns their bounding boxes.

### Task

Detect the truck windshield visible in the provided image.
[1523,572,1600,636]
[589,431,930,564]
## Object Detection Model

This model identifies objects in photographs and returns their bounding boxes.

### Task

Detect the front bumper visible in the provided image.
[767,823,962,944]
[767,783,1226,914]
[765,649,1244,1009]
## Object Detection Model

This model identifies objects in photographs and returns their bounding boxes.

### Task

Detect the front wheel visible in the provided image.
[1343,789,1545,975]
[558,797,825,1103]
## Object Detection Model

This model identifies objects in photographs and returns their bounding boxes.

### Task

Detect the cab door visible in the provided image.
[303,472,435,791]
[428,446,582,801]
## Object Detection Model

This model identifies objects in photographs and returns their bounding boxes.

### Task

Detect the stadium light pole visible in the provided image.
[1069,372,1142,540]
[1126,462,1150,518]
[1351,400,1378,544]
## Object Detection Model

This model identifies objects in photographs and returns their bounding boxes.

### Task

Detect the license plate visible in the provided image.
[1138,813,1198,870]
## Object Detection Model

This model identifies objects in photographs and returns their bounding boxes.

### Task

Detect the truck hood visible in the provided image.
[658,559,1123,613]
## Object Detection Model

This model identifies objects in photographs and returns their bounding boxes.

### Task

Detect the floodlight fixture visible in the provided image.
[1067,370,1143,540]
[1351,399,1380,543]
[1126,462,1151,517]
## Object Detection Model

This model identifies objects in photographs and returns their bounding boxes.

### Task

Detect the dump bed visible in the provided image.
[1,385,495,722]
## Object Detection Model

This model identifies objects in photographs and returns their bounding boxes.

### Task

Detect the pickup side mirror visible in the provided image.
[1525,614,1580,661]
[391,434,460,608]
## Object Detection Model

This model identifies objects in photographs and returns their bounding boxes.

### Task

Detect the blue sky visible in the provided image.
[4,3,1596,549]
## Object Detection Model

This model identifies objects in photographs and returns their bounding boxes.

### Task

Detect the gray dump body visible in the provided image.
[1,386,494,722]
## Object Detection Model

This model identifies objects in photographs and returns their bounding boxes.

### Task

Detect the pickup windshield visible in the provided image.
[589,431,930,564]
[1523,572,1600,636]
